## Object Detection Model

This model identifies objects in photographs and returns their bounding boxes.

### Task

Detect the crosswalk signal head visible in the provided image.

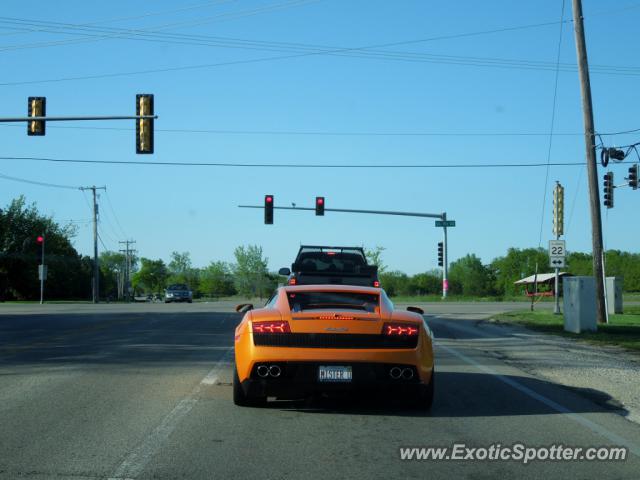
[629,165,638,190]
[136,94,154,154]
[27,97,46,136]
[315,197,325,216]
[603,172,614,208]
[264,195,274,224]
[437,241,444,267]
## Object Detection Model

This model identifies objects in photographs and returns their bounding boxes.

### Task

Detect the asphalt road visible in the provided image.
[1,303,639,479]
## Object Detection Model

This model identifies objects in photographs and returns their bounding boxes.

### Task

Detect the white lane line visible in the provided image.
[107,348,234,480]
[437,342,640,458]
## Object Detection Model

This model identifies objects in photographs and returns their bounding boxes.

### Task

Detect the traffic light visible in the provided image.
[136,94,154,154]
[315,196,325,216]
[603,172,614,209]
[36,235,44,264]
[552,183,564,237]
[27,97,46,136]
[437,242,443,267]
[629,164,638,190]
[264,195,274,224]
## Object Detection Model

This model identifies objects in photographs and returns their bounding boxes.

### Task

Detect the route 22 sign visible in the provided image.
[549,240,566,269]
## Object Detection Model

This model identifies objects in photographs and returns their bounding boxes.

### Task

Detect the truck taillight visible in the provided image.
[383,323,418,336]
[373,281,380,288]
[253,321,291,334]
[288,278,297,285]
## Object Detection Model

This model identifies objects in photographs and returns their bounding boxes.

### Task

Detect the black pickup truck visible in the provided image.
[279,246,379,287]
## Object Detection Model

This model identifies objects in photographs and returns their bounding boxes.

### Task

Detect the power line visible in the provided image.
[0,171,81,190]
[0,0,236,39]
[104,190,128,238]
[0,18,586,87]
[0,122,592,136]
[1,155,630,169]
[538,0,566,248]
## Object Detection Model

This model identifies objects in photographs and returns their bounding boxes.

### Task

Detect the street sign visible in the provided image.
[435,220,456,227]
[549,240,566,269]
[38,264,48,281]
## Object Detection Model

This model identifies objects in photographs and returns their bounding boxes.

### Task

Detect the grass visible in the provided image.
[491,308,640,353]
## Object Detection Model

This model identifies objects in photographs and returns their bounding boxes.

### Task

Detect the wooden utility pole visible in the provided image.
[81,186,106,304]
[571,0,607,324]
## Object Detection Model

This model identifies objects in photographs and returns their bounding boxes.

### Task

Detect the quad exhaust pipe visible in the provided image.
[256,364,282,378]
[389,366,414,380]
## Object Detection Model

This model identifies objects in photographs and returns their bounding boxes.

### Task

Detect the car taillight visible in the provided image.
[288,278,297,285]
[373,281,380,288]
[253,321,291,334]
[383,323,419,336]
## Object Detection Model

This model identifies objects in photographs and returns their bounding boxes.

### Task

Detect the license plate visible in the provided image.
[318,365,352,382]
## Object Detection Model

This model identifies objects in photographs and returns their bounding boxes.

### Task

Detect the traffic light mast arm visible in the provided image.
[239,204,445,220]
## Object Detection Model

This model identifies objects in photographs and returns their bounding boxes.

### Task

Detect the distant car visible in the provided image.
[233,284,434,408]
[164,284,193,303]
[279,245,379,287]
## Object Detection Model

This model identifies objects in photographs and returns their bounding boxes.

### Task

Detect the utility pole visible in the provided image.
[571,0,607,324]
[119,240,136,301]
[81,186,106,303]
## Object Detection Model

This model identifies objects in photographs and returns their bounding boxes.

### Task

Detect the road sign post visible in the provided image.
[549,239,566,314]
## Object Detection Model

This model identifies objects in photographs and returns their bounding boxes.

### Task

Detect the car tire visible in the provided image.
[418,369,435,411]
[188,299,193,303]
[233,366,265,407]
[407,368,434,411]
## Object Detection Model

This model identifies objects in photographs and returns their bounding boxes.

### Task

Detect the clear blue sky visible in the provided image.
[1,0,638,274]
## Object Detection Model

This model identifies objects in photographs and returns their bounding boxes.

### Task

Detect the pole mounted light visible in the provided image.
[629,164,638,190]
[552,182,564,237]
[437,241,444,267]
[27,97,46,136]
[264,195,274,224]
[603,172,614,209]
[136,94,154,154]
[315,196,325,216]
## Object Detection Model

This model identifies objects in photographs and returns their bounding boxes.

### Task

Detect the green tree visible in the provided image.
[200,261,236,297]
[365,246,387,274]
[233,245,274,298]
[379,270,410,296]
[448,254,495,297]
[167,251,200,294]
[100,251,126,299]
[409,270,442,296]
[491,247,548,297]
[0,196,90,300]
[132,258,168,293]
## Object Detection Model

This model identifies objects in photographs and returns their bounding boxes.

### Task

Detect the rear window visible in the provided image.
[167,284,188,290]
[287,291,379,313]
[295,249,368,274]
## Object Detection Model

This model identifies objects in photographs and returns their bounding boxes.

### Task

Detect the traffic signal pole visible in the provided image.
[442,212,449,299]
[39,235,45,305]
[571,0,607,324]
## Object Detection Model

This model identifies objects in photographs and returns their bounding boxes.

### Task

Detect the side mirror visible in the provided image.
[235,303,254,313]
[278,267,291,276]
[406,306,424,315]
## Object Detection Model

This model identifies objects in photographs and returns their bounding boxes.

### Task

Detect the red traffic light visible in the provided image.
[315,196,325,216]
[36,235,44,244]
[266,196,273,203]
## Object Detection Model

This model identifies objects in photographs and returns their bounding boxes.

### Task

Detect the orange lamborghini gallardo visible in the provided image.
[233,284,435,409]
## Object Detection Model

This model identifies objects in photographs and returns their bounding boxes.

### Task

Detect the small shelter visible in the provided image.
[514,272,573,297]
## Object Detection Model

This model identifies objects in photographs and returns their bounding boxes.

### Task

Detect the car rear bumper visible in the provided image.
[240,361,432,399]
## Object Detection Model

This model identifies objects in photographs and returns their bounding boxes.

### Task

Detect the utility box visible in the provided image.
[605,276,623,314]
[562,276,597,333]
